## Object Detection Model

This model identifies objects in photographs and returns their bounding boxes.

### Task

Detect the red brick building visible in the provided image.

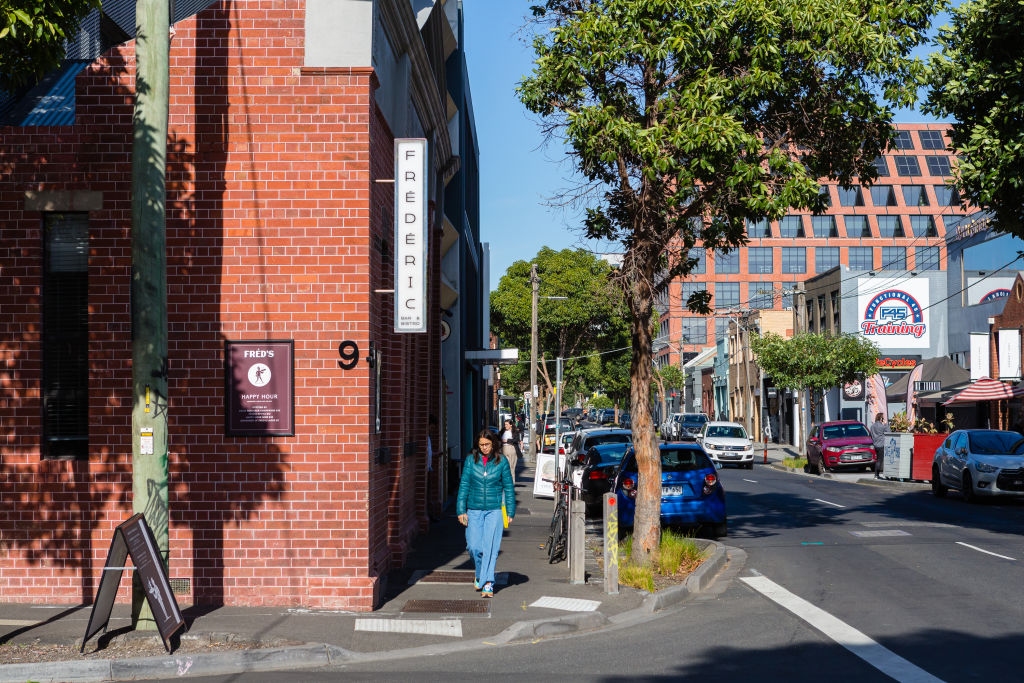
[0,0,479,610]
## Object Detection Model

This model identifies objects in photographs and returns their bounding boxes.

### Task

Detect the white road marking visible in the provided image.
[530,596,601,612]
[354,618,463,637]
[956,541,1016,561]
[741,576,945,683]
[850,530,911,538]
[0,619,37,626]
[815,498,846,508]
[743,478,758,483]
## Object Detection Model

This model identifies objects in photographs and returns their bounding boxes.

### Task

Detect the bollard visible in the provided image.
[764,439,768,464]
[602,492,618,594]
[569,497,585,584]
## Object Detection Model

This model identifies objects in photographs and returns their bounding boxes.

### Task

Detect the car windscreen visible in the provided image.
[683,414,707,423]
[585,434,631,449]
[705,425,747,439]
[822,423,870,439]
[661,448,713,472]
[968,431,1024,454]
[588,443,631,466]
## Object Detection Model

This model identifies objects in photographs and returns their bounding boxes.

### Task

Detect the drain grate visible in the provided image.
[414,570,476,584]
[169,578,191,595]
[401,599,490,614]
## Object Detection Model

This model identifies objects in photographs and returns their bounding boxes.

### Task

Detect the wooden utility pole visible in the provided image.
[131,0,170,630]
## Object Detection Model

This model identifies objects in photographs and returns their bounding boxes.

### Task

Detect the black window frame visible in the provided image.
[779,216,804,238]
[714,249,740,274]
[918,130,945,150]
[848,246,874,271]
[877,215,905,238]
[869,185,897,207]
[714,282,740,309]
[747,247,773,274]
[688,247,706,274]
[915,246,941,271]
[892,130,915,150]
[811,215,839,238]
[782,247,806,274]
[844,215,871,238]
[926,155,952,176]
[881,246,907,271]
[901,185,929,207]
[815,247,840,274]
[894,155,922,177]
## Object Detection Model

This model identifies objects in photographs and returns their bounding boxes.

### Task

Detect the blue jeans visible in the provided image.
[465,508,503,585]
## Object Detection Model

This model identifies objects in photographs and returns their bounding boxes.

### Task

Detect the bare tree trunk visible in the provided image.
[629,295,660,564]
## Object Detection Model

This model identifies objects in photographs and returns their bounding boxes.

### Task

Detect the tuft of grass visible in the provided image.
[783,457,806,469]
[620,563,655,592]
[616,530,707,591]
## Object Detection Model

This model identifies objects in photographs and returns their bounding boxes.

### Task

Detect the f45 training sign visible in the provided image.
[857,278,930,349]
[394,138,428,333]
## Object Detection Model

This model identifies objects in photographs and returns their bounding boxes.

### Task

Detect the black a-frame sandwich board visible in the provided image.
[81,513,185,653]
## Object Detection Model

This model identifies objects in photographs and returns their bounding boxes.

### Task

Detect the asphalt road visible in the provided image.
[176,462,1024,682]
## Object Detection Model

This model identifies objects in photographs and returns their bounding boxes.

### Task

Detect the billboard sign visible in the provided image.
[858,278,930,349]
[225,340,295,436]
[394,138,428,333]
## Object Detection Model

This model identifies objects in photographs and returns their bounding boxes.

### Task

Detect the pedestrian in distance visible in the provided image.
[869,412,887,476]
[457,429,515,598]
[500,418,518,484]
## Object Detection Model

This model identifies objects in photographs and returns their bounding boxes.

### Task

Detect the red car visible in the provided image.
[806,420,877,474]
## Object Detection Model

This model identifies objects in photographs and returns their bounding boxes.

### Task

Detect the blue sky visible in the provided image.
[462,2,1012,290]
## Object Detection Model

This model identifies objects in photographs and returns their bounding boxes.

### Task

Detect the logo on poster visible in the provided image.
[248,363,271,387]
[861,289,926,339]
[981,289,1011,303]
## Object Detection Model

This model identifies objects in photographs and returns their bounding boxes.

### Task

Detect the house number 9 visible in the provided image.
[338,340,359,369]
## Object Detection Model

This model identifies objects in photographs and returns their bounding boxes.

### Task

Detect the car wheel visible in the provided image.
[745,462,754,470]
[712,518,727,538]
[962,472,977,503]
[931,466,947,498]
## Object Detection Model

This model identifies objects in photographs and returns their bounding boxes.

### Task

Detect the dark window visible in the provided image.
[926,155,952,176]
[882,246,907,270]
[749,282,774,309]
[748,247,773,274]
[918,130,945,150]
[747,218,771,238]
[43,213,90,459]
[815,247,840,273]
[849,247,874,270]
[910,215,937,237]
[687,247,706,274]
[844,215,871,238]
[877,215,905,238]
[715,282,740,309]
[837,186,864,207]
[714,249,739,274]
[916,246,941,271]
[680,317,708,344]
[779,216,804,238]
[934,185,961,206]
[892,130,915,150]
[901,185,929,206]
[871,157,890,177]
[660,447,714,472]
[869,185,896,206]
[894,155,922,176]
[782,247,806,274]
[818,186,832,208]
[811,215,838,238]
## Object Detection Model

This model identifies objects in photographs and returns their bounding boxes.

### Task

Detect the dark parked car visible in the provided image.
[618,412,631,429]
[598,408,617,425]
[806,420,876,474]
[577,442,632,511]
[613,443,726,537]
[678,413,709,440]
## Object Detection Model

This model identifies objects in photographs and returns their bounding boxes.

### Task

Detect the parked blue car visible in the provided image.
[613,443,727,537]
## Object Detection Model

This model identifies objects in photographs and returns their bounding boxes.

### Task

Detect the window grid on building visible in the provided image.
[849,246,873,270]
[872,157,889,176]
[894,155,922,176]
[934,185,961,206]
[844,215,871,238]
[837,186,864,207]
[748,247,773,274]
[815,247,839,273]
[869,185,896,206]
[715,317,731,341]
[892,130,915,150]
[688,247,706,274]
[918,130,945,150]
[714,249,740,274]
[926,155,952,176]
[901,185,928,206]
[916,246,941,271]
[715,282,740,309]
[749,282,774,309]
[877,215,905,238]
[782,247,806,274]
[779,216,804,238]
[681,317,708,344]
[680,282,707,306]
[747,218,771,238]
[882,246,907,270]
[910,215,938,237]
[811,215,839,238]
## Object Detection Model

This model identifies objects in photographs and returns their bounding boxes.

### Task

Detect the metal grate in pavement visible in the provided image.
[401,599,490,614]
[412,570,476,584]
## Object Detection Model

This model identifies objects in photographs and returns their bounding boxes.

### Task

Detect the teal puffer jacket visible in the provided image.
[456,455,515,518]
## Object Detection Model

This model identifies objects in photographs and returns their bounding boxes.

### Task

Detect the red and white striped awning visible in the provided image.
[943,377,1024,405]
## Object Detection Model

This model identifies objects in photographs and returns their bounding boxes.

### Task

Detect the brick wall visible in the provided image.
[0,0,437,610]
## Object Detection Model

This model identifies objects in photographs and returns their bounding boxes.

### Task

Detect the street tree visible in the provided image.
[750,332,880,425]
[0,0,99,91]
[519,0,938,562]
[924,0,1024,234]
[652,365,684,427]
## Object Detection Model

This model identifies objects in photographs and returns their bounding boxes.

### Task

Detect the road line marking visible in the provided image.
[354,618,462,637]
[743,478,758,483]
[850,530,911,538]
[741,576,945,683]
[956,541,1016,561]
[815,498,846,508]
[0,619,37,626]
[530,596,601,612]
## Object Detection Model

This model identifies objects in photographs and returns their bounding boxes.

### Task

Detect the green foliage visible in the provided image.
[783,457,807,469]
[591,394,614,409]
[925,0,1024,234]
[0,1,100,91]
[658,366,684,392]
[750,332,879,416]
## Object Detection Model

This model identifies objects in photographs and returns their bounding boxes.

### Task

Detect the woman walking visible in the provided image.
[457,429,515,598]
[500,418,518,484]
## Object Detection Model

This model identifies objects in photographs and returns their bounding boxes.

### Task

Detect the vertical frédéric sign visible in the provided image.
[394,138,428,333]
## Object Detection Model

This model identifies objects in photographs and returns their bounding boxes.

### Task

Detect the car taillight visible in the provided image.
[558,447,565,454]
[588,470,607,480]
[621,477,637,498]
[703,472,717,496]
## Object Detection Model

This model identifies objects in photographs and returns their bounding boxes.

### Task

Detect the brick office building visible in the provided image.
[0,0,482,610]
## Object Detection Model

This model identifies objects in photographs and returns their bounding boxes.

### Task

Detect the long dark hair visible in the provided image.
[471,429,503,464]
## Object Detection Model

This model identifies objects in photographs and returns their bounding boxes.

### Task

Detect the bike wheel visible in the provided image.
[547,503,568,563]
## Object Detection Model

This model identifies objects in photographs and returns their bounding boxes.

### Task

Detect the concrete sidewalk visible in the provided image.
[0,463,730,682]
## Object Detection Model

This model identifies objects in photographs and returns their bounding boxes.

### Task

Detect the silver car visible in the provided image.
[932,429,1024,501]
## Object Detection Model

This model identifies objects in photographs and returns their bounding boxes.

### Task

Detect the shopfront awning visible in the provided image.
[943,377,1024,405]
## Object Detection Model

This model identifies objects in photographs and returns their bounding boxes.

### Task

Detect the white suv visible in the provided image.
[698,421,754,469]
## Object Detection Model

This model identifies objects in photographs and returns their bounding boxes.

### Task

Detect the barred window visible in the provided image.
[715,282,740,309]
[894,155,922,176]
[714,249,740,274]
[934,185,961,206]
[882,246,907,270]
[901,185,928,206]
[926,155,952,176]
[869,185,896,206]
[748,247,773,274]
[849,247,874,271]
[782,247,806,274]
[916,246,941,271]
[811,215,838,238]
[747,218,771,238]
[779,216,804,238]
[877,215,905,238]
[815,247,840,273]
[844,215,871,238]
[910,215,937,237]
[837,186,864,207]
[680,317,708,344]
[918,130,945,150]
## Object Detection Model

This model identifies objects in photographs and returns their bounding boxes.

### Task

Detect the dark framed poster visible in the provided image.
[225,340,295,436]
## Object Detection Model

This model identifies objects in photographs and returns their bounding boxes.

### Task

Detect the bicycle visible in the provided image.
[544,464,581,564]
